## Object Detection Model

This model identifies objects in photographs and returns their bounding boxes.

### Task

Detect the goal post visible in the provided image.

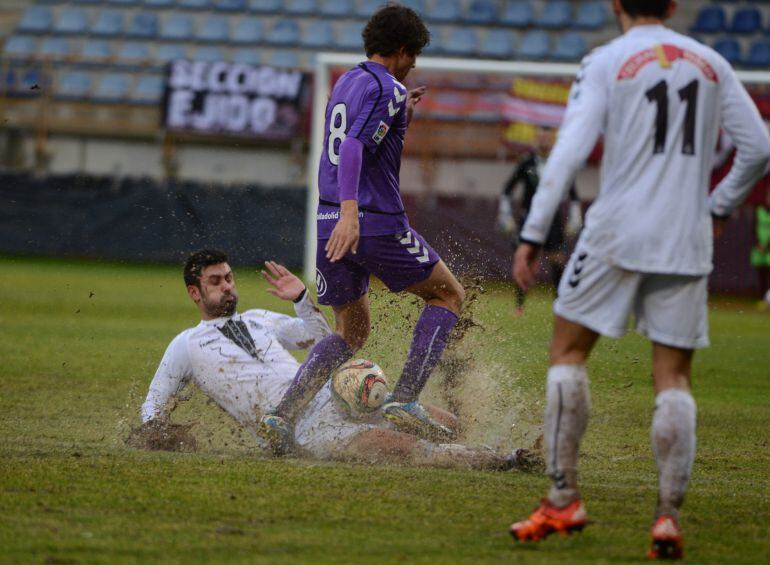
[304,52,770,284]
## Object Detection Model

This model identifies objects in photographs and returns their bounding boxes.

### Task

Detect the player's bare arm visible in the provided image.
[325,200,360,262]
[513,243,541,292]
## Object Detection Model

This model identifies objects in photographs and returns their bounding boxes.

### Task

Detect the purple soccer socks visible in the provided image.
[392,305,459,403]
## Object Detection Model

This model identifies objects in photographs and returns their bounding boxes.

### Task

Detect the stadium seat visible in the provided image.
[132,74,164,104]
[267,20,300,45]
[552,31,587,61]
[118,41,151,62]
[430,0,461,22]
[730,7,762,34]
[54,8,90,35]
[536,1,570,29]
[249,0,281,12]
[286,0,317,15]
[107,0,141,5]
[40,37,71,59]
[402,0,426,14]
[2,67,43,95]
[479,29,515,59]
[95,73,131,102]
[57,70,91,99]
[143,0,176,8]
[197,16,229,43]
[517,30,549,59]
[160,14,194,41]
[155,43,188,63]
[268,51,300,69]
[3,36,37,58]
[194,45,224,61]
[465,0,497,24]
[691,6,725,34]
[232,48,261,65]
[73,0,104,4]
[81,39,113,61]
[179,0,212,8]
[442,28,477,56]
[214,0,247,11]
[713,38,742,65]
[231,18,263,44]
[300,20,334,48]
[319,0,353,17]
[17,6,54,34]
[574,2,607,30]
[91,10,124,37]
[746,39,770,67]
[337,22,363,51]
[501,1,533,28]
[356,0,381,18]
[126,12,159,38]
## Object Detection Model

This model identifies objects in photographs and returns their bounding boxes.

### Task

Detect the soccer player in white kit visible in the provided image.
[508,0,770,559]
[137,249,531,470]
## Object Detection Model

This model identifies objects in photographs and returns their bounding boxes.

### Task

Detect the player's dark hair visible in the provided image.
[183,249,229,288]
[619,0,671,18]
[363,3,430,58]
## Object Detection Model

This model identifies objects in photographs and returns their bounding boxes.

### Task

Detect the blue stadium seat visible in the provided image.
[95,73,131,102]
[402,0,426,14]
[127,12,159,38]
[713,38,742,65]
[746,40,770,67]
[155,43,188,63]
[194,45,224,61]
[337,22,362,51]
[536,1,570,29]
[57,71,91,99]
[231,18,263,44]
[81,39,113,61]
[179,0,211,8]
[118,41,151,61]
[249,0,280,12]
[268,51,300,69]
[73,0,105,4]
[232,48,261,65]
[107,0,140,5]
[465,0,497,24]
[443,28,477,56]
[91,10,124,36]
[300,20,333,48]
[40,37,71,59]
[197,16,229,43]
[160,14,194,41]
[430,0,461,22]
[267,20,300,45]
[3,36,37,58]
[501,1,533,28]
[691,6,725,34]
[2,67,43,95]
[54,8,90,35]
[552,31,587,61]
[574,1,607,30]
[286,0,317,15]
[143,0,176,8]
[214,0,247,11]
[479,29,514,59]
[517,30,549,59]
[132,74,164,104]
[356,0,381,18]
[319,0,353,17]
[17,6,54,33]
[730,7,762,34]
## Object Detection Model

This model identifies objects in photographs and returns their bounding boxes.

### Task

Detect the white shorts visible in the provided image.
[554,248,709,349]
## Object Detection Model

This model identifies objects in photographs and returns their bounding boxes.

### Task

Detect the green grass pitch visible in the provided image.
[0,255,768,563]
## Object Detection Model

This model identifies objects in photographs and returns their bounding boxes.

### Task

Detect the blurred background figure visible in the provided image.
[752,188,770,310]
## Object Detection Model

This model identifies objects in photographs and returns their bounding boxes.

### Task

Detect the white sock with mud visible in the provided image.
[545,364,590,508]
[652,389,696,520]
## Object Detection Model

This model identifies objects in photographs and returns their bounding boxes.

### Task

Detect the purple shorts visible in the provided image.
[316,227,441,306]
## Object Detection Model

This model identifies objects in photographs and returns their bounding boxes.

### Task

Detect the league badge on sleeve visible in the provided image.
[372,121,390,145]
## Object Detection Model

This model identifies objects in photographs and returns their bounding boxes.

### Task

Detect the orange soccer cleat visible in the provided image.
[509,498,589,542]
[647,515,684,560]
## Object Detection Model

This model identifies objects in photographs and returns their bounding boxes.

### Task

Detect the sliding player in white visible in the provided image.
[137,249,531,470]
[509,0,770,559]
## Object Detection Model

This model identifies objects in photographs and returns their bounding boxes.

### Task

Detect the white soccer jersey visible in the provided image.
[140,294,378,455]
[521,25,770,275]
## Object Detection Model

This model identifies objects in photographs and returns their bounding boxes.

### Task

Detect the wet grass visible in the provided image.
[0,255,768,563]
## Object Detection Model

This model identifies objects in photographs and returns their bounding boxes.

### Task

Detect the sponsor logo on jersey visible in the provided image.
[372,120,390,144]
[617,44,718,83]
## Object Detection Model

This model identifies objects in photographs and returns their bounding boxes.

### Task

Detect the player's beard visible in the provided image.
[201,290,238,318]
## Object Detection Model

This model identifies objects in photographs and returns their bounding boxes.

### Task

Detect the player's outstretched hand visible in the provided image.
[325,201,360,262]
[513,243,541,292]
[406,86,427,125]
[262,261,306,301]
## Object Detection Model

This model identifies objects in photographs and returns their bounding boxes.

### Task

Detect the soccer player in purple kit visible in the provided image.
[257,4,466,455]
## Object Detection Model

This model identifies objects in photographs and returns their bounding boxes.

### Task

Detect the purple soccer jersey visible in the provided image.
[317,61,410,238]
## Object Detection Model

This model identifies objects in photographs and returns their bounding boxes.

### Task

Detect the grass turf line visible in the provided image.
[0,255,768,563]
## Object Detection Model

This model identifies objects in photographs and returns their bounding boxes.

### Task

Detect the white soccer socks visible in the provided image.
[652,388,697,519]
[544,364,591,508]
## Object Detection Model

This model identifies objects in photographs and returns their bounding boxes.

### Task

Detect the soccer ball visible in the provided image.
[331,359,389,417]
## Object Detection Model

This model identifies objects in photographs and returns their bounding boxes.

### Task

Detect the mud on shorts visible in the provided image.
[315,227,441,307]
[554,246,710,350]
